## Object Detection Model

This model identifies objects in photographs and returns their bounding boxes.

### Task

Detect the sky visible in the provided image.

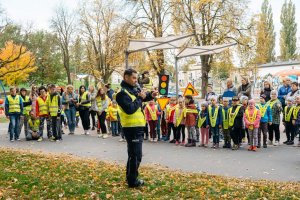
[1,0,300,56]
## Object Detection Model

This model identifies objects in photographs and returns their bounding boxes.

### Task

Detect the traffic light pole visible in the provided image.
[125,51,129,69]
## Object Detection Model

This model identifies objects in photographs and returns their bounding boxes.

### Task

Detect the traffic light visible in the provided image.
[158,74,169,95]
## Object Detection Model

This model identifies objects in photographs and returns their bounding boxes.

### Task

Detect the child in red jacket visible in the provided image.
[184,95,198,147]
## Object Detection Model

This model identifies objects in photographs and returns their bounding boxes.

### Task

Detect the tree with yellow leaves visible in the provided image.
[0,41,37,85]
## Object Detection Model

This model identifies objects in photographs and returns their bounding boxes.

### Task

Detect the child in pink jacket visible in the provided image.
[244,99,261,151]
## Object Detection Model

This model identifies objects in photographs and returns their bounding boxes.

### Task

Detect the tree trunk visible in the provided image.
[200,55,211,98]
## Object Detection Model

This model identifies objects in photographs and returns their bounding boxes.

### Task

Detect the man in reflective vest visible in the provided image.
[36,86,52,142]
[48,84,62,141]
[116,68,158,188]
[5,87,23,141]
[19,88,32,138]
[283,97,295,145]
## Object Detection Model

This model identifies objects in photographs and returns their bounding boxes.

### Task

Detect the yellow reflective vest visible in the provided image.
[37,96,49,116]
[118,89,146,127]
[48,95,59,117]
[7,95,21,113]
[80,92,91,107]
[22,96,31,115]
[28,118,40,132]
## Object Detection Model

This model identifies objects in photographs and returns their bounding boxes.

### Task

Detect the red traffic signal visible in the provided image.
[159,74,169,95]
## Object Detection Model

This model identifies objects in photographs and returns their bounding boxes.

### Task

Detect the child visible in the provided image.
[145,100,160,142]
[257,94,272,148]
[27,111,40,141]
[241,96,249,144]
[156,99,162,141]
[166,97,177,142]
[221,98,231,148]
[184,95,198,147]
[229,96,244,150]
[292,95,300,147]
[174,98,186,145]
[267,90,282,146]
[199,102,209,147]
[108,101,119,137]
[283,97,295,145]
[207,95,222,148]
[244,99,261,151]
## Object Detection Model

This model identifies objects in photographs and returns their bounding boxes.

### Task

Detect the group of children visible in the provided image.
[142,90,300,151]
[5,84,300,151]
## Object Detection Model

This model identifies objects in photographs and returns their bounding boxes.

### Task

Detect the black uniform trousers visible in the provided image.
[123,127,144,186]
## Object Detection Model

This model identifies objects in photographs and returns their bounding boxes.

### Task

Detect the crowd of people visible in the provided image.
[4,74,300,150]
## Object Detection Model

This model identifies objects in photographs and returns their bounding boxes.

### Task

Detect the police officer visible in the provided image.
[116,68,158,188]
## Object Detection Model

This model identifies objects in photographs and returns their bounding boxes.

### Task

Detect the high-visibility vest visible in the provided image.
[76,111,79,117]
[285,106,294,122]
[37,96,48,116]
[175,107,186,126]
[48,95,59,117]
[118,89,146,127]
[257,103,268,117]
[143,78,153,91]
[228,106,241,127]
[245,108,258,130]
[222,107,229,129]
[96,95,108,112]
[28,118,40,132]
[208,105,219,128]
[108,106,118,121]
[7,95,21,113]
[80,92,91,107]
[267,99,280,109]
[293,105,300,119]
[146,104,158,120]
[167,104,177,118]
[197,113,206,128]
[22,96,31,115]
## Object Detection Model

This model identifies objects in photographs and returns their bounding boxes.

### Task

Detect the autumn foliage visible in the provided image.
[0,41,37,85]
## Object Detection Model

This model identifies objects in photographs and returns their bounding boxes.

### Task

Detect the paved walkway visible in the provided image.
[0,122,299,182]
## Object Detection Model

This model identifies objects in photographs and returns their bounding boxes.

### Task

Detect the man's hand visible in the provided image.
[268,122,272,125]
[151,90,159,98]
[292,120,296,125]
[219,125,222,129]
[138,91,147,99]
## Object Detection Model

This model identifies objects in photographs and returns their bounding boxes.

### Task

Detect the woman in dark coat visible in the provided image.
[237,76,252,99]
[260,81,272,102]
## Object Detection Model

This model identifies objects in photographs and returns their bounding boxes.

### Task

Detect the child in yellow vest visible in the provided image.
[108,101,119,137]
[198,102,209,147]
[27,111,40,141]
[221,98,231,148]
[244,99,261,151]
[144,100,160,142]
[283,97,295,145]
[173,98,186,145]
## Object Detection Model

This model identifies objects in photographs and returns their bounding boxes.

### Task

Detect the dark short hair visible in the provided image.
[124,68,137,78]
[185,95,194,104]
[49,84,56,88]
[20,88,27,92]
[291,82,298,87]
[39,86,47,93]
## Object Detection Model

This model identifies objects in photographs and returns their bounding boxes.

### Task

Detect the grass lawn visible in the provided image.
[0,148,299,199]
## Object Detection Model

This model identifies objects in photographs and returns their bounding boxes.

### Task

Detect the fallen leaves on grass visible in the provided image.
[0,148,299,199]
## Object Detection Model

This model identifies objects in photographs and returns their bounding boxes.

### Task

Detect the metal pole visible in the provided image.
[175,57,179,98]
[125,51,129,69]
